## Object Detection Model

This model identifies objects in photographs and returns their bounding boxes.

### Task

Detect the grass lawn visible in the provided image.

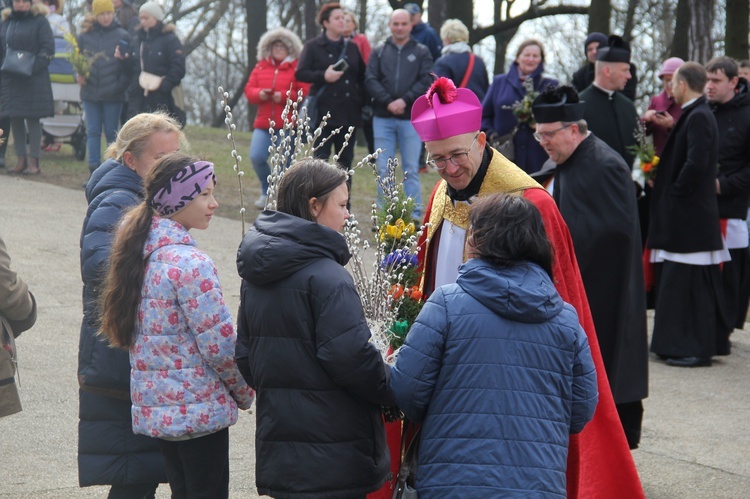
[17,125,442,228]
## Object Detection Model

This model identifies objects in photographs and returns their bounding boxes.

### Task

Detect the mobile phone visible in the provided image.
[118,39,129,54]
[656,111,667,116]
[332,59,349,72]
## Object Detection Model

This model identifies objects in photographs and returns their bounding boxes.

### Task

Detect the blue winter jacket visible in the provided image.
[481,62,558,174]
[78,159,166,487]
[391,259,598,498]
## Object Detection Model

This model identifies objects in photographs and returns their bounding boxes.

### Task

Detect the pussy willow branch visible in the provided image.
[218,86,246,236]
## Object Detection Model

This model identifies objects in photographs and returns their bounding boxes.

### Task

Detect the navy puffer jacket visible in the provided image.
[391,259,598,498]
[235,210,393,499]
[78,159,166,487]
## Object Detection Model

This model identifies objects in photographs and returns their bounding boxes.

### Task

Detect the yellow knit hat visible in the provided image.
[92,0,114,16]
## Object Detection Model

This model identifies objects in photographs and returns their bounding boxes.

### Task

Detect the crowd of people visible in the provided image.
[2,1,750,498]
[0,0,186,176]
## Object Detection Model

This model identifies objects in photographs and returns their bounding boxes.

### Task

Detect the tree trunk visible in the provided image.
[588,0,611,34]
[304,0,318,40]
[494,28,518,75]
[359,0,368,33]
[688,0,715,63]
[445,1,473,28]
[622,0,639,42]
[671,0,690,59]
[211,0,265,128]
[428,0,446,32]
[725,0,749,60]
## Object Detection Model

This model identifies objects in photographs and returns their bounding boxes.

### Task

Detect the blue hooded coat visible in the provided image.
[78,159,166,487]
[391,259,598,498]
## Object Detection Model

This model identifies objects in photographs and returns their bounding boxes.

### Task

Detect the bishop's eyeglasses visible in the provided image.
[426,134,479,170]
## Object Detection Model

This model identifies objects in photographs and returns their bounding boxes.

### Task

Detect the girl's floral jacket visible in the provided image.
[131,217,254,438]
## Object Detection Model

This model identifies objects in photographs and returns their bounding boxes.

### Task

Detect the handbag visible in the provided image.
[139,43,164,95]
[1,24,35,77]
[139,71,164,93]
[393,424,421,499]
[491,128,516,161]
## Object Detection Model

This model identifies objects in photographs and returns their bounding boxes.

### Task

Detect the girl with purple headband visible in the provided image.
[99,152,255,498]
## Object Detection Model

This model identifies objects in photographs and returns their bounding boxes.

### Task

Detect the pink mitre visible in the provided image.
[410,77,483,142]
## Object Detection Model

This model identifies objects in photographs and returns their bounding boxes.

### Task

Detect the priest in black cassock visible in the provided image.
[579,35,640,169]
[531,85,648,450]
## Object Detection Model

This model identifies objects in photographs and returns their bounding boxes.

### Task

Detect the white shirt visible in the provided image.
[434,221,466,289]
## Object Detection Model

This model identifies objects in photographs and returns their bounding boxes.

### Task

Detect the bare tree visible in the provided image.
[725,0,749,59]
[672,0,716,62]
[588,0,611,33]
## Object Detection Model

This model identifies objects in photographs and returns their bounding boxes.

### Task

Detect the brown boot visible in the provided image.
[24,157,40,175]
[7,156,27,174]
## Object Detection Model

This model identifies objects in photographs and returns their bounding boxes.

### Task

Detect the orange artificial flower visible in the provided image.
[390,284,404,300]
[641,162,653,173]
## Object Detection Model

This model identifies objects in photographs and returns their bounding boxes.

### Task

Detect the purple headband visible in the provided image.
[151,161,216,216]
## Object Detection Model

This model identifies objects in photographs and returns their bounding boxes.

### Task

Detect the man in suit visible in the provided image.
[647,62,726,367]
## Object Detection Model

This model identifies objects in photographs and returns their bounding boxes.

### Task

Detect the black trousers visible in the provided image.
[108,482,158,499]
[651,261,721,358]
[721,247,750,329]
[157,428,230,499]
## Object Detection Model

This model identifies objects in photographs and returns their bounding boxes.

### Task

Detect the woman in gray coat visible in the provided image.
[0,0,54,175]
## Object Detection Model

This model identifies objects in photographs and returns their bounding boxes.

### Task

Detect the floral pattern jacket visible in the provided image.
[131,217,254,438]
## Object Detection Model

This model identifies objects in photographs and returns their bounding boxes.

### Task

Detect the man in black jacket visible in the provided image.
[531,85,648,449]
[365,8,432,217]
[648,62,724,367]
[705,56,750,354]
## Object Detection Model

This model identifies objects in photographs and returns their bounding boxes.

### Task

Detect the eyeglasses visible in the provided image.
[427,134,479,170]
[533,124,572,142]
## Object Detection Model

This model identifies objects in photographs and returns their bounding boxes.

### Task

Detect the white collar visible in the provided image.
[593,82,615,97]
[681,97,699,109]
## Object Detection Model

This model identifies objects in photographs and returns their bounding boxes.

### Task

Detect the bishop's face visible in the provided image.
[425,132,486,191]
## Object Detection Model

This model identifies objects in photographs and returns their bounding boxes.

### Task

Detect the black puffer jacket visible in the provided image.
[235,210,392,499]
[712,80,750,219]
[78,20,130,102]
[0,5,54,118]
[78,159,167,487]
[125,22,185,119]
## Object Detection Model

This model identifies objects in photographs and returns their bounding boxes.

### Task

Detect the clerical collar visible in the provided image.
[446,147,492,203]
[593,82,615,98]
[681,97,699,109]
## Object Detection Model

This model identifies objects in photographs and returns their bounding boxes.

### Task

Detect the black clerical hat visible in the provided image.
[531,85,586,124]
[596,35,631,63]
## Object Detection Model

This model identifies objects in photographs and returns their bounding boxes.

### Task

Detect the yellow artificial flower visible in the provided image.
[652,156,660,166]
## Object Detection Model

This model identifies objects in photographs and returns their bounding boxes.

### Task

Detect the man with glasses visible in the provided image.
[410,76,644,499]
[532,85,648,450]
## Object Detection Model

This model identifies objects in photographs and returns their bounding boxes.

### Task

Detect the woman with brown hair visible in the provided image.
[235,158,393,498]
[100,152,254,498]
[295,2,365,170]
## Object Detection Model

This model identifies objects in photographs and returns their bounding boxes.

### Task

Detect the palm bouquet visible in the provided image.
[218,87,428,364]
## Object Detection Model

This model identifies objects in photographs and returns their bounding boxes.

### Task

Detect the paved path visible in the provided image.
[0,176,748,498]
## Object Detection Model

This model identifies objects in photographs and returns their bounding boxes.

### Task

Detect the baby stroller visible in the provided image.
[40,33,86,161]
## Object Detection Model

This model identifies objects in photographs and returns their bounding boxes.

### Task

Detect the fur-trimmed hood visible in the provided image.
[256,27,303,62]
[2,3,49,21]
